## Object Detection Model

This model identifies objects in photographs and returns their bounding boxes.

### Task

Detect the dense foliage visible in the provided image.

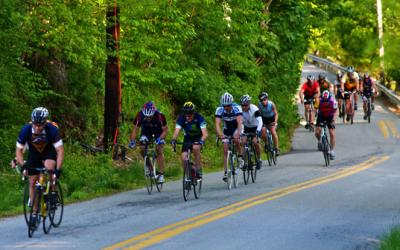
[311,0,400,89]
[0,0,324,213]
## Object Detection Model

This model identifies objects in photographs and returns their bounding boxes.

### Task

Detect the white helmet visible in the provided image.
[31,107,49,124]
[220,92,233,106]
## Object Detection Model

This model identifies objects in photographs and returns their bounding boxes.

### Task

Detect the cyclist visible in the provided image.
[360,72,379,119]
[315,90,337,160]
[318,73,334,95]
[12,107,64,227]
[171,102,208,179]
[341,66,360,121]
[239,95,263,170]
[129,101,168,183]
[299,75,320,130]
[334,70,344,118]
[215,92,244,182]
[258,91,280,155]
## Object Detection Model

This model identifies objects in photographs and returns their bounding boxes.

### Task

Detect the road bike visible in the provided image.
[362,94,372,123]
[264,124,277,166]
[141,136,163,194]
[26,167,64,238]
[173,142,202,201]
[242,132,258,184]
[320,122,330,167]
[217,136,240,190]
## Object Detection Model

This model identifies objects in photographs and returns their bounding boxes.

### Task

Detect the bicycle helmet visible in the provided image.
[240,95,251,105]
[182,101,195,114]
[258,91,268,101]
[220,92,234,106]
[318,73,326,81]
[322,90,330,99]
[347,66,354,73]
[364,72,370,78]
[306,75,315,82]
[141,101,156,117]
[31,107,49,124]
[336,70,342,78]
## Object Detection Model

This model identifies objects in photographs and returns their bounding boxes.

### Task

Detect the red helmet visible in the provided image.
[142,101,156,116]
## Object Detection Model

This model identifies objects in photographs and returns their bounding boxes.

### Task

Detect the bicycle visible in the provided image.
[217,136,240,190]
[363,94,372,123]
[173,142,202,201]
[320,121,330,167]
[264,124,277,166]
[242,133,258,184]
[26,167,64,238]
[141,136,163,194]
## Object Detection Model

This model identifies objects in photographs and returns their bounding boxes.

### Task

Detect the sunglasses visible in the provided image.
[241,104,249,107]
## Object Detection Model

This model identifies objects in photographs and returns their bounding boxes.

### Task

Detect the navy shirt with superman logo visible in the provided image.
[17,122,63,153]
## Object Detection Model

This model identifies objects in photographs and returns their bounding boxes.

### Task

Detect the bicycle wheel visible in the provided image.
[265,140,272,166]
[28,188,41,238]
[269,135,277,166]
[341,102,346,124]
[23,180,30,227]
[232,154,239,188]
[182,161,191,201]
[243,148,250,185]
[367,99,371,123]
[49,181,64,227]
[322,135,330,166]
[193,167,202,199]
[43,195,52,234]
[226,151,234,190]
[152,155,163,192]
[144,156,153,194]
[250,145,257,183]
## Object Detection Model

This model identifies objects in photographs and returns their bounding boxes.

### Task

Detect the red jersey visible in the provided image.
[301,81,319,99]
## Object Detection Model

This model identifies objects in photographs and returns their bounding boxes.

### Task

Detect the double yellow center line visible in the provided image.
[378,120,399,138]
[104,155,389,250]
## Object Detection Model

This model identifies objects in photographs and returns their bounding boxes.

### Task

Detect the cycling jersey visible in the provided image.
[133,110,167,138]
[301,81,319,99]
[175,112,206,140]
[342,72,359,91]
[318,96,337,117]
[215,103,242,135]
[242,104,263,132]
[318,80,330,94]
[17,122,62,153]
[362,78,374,97]
[258,100,275,118]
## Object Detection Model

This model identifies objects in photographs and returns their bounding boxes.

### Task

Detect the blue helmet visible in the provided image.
[31,107,49,124]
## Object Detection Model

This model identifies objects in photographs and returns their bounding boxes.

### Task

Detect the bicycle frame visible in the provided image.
[217,136,239,189]
[142,137,162,194]
[242,133,258,184]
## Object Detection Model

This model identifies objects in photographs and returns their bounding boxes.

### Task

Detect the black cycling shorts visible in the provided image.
[316,115,335,129]
[262,116,275,126]
[244,126,257,134]
[26,147,57,175]
[181,137,201,153]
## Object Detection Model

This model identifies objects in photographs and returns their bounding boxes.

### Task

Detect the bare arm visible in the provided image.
[201,127,208,141]
[16,147,24,167]
[130,126,139,141]
[172,127,181,140]
[160,125,168,140]
[55,145,64,170]
[215,117,223,138]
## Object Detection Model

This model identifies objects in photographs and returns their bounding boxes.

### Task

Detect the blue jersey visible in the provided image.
[215,103,242,131]
[176,113,206,139]
[258,101,275,118]
[17,122,62,153]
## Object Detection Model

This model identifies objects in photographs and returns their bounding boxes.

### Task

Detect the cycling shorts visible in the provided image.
[304,98,314,105]
[316,115,335,129]
[262,116,275,126]
[243,126,257,134]
[26,147,57,176]
[181,137,201,153]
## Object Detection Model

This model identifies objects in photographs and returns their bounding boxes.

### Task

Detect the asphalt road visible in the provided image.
[0,63,399,250]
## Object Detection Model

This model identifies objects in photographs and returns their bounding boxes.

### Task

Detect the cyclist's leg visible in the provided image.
[155,144,165,174]
[327,117,336,159]
[192,144,202,177]
[304,102,310,125]
[315,114,323,150]
[222,128,232,174]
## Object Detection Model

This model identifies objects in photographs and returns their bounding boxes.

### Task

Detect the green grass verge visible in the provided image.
[380,226,400,250]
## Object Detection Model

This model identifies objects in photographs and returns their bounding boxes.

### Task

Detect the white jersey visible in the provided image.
[242,104,263,131]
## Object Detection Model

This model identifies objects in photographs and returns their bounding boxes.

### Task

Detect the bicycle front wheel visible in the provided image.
[193,168,202,199]
[28,188,41,238]
[144,156,153,194]
[23,180,30,227]
[322,136,330,166]
[183,161,191,201]
[243,149,250,185]
[367,100,371,123]
[43,199,52,234]
[49,181,64,227]
[226,151,234,190]
[250,146,257,183]
[152,156,163,193]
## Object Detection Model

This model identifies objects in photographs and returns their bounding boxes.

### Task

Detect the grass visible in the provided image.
[380,226,400,250]
[0,120,295,218]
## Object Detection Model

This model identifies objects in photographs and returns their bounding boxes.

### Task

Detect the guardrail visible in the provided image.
[306,54,400,106]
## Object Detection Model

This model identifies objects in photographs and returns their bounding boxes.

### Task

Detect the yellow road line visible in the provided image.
[385,120,399,138]
[378,120,389,138]
[104,156,389,250]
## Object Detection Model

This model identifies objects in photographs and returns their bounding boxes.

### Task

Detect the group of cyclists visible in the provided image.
[128,92,279,183]
[299,66,379,160]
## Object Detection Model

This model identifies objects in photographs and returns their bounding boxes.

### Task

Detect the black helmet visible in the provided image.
[258,92,268,101]
[318,73,326,81]
[240,95,251,105]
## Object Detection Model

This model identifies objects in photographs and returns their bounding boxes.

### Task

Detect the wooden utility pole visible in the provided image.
[104,0,121,151]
